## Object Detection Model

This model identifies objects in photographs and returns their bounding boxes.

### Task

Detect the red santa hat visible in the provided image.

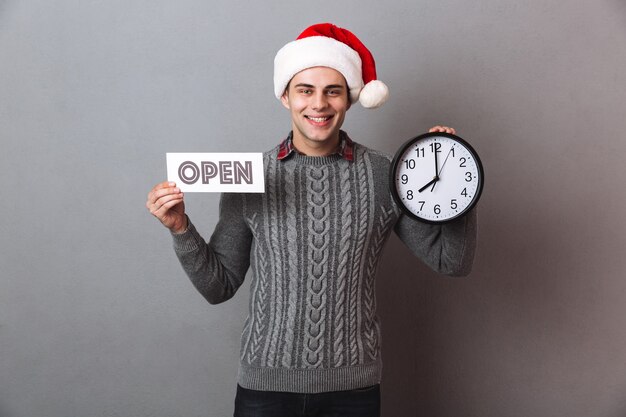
[274,23,389,109]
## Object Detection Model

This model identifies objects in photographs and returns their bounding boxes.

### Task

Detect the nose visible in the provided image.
[311,91,328,110]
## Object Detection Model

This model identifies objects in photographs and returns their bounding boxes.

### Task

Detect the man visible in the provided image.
[147,23,476,417]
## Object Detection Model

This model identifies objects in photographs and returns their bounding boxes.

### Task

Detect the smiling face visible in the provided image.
[280,66,351,156]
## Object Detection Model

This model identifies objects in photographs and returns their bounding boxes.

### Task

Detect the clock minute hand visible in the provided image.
[434,143,439,176]
[431,147,454,191]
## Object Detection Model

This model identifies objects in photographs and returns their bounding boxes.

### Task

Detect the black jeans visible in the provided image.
[233,384,380,417]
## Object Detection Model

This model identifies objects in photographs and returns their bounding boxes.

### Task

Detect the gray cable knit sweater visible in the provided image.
[171,139,477,393]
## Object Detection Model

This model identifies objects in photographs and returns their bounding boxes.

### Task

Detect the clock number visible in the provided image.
[429,143,442,153]
[465,172,473,182]
[404,159,416,169]
[451,199,458,210]
[434,204,441,215]
[401,174,408,184]
[451,147,455,157]
[415,148,425,158]
[406,190,414,200]
[461,188,468,197]
[459,157,467,167]
[418,201,425,211]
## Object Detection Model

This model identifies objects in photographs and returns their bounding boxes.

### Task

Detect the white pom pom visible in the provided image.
[358,80,389,108]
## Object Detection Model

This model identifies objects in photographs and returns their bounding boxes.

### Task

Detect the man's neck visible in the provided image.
[291,132,341,157]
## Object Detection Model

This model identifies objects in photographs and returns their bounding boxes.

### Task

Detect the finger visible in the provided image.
[152,191,184,211]
[150,199,184,223]
[431,125,450,133]
[156,181,176,189]
[149,192,183,216]
[148,181,176,198]
[431,126,456,134]
[152,197,184,217]
[148,185,180,204]
[150,202,183,226]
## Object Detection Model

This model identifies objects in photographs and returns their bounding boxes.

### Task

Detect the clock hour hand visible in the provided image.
[418,176,438,193]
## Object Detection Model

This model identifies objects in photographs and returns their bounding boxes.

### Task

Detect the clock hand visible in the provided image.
[418,176,438,193]
[434,143,439,177]
[437,147,453,177]
[431,147,454,191]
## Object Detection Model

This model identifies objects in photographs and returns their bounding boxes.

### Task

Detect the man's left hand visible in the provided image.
[429,125,456,135]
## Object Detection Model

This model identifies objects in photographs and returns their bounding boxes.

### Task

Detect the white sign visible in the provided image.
[166,153,265,193]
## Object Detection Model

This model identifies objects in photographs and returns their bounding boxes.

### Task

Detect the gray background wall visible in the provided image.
[1,0,625,416]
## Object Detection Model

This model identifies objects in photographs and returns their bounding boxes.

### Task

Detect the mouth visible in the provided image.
[305,115,334,125]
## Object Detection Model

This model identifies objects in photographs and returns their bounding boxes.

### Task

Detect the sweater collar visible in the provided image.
[277,131,354,162]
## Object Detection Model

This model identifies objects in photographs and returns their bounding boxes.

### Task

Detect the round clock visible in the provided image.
[390,132,484,224]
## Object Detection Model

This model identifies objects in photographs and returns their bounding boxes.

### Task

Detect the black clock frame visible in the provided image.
[389,132,485,224]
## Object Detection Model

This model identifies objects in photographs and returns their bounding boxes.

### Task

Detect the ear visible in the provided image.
[280,91,291,110]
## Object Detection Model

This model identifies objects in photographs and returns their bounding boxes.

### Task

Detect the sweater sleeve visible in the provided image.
[393,208,477,277]
[170,193,253,304]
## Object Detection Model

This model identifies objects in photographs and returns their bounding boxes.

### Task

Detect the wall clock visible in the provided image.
[390,132,484,223]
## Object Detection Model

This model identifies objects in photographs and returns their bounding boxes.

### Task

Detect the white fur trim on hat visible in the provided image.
[274,36,364,103]
[359,80,389,109]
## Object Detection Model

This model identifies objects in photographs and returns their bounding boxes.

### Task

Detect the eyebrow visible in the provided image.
[294,83,346,90]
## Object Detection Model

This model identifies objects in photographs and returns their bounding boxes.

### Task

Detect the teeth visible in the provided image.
[307,116,330,122]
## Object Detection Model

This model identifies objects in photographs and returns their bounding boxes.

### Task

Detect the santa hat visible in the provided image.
[274,23,389,109]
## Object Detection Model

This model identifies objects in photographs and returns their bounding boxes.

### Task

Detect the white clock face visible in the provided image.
[391,133,483,223]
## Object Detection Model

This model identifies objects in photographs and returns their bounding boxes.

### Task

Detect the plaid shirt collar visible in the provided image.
[276,131,354,162]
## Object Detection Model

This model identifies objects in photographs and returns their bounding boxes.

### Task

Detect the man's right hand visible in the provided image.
[146,181,188,234]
